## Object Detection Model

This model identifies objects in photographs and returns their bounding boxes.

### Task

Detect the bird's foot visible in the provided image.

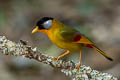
[52,50,70,60]
[76,63,82,69]
[52,57,60,60]
[52,57,57,60]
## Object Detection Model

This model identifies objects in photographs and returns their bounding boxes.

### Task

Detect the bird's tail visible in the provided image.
[91,45,113,61]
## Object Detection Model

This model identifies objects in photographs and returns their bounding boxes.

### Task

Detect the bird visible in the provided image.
[32,17,113,69]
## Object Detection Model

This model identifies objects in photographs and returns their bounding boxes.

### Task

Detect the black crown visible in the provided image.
[36,17,53,26]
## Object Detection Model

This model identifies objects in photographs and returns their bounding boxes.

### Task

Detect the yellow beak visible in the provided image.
[32,26,48,34]
[32,26,39,34]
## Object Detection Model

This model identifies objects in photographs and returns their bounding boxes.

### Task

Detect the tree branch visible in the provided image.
[0,36,118,80]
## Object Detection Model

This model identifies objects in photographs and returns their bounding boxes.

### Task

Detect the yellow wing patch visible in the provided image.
[73,36,93,44]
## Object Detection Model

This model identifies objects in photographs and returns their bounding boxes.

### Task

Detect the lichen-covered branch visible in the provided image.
[0,36,118,80]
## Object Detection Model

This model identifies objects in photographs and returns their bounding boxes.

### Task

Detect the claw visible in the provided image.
[52,57,57,60]
[76,62,82,69]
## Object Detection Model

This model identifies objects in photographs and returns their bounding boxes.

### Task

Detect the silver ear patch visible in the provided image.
[43,20,52,29]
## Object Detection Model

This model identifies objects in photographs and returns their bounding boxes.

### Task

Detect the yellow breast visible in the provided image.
[47,25,81,51]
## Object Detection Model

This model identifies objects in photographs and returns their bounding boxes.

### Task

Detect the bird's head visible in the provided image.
[32,17,53,34]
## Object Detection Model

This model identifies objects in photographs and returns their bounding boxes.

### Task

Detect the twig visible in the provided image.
[0,36,118,80]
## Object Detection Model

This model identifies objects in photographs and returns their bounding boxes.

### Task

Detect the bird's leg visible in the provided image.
[53,50,70,60]
[76,48,82,69]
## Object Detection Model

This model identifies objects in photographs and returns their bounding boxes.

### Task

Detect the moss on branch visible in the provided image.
[0,36,118,80]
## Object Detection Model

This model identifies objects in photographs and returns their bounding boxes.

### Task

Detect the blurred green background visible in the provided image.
[0,0,120,80]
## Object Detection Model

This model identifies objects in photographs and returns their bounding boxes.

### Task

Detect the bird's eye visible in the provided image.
[43,20,52,29]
